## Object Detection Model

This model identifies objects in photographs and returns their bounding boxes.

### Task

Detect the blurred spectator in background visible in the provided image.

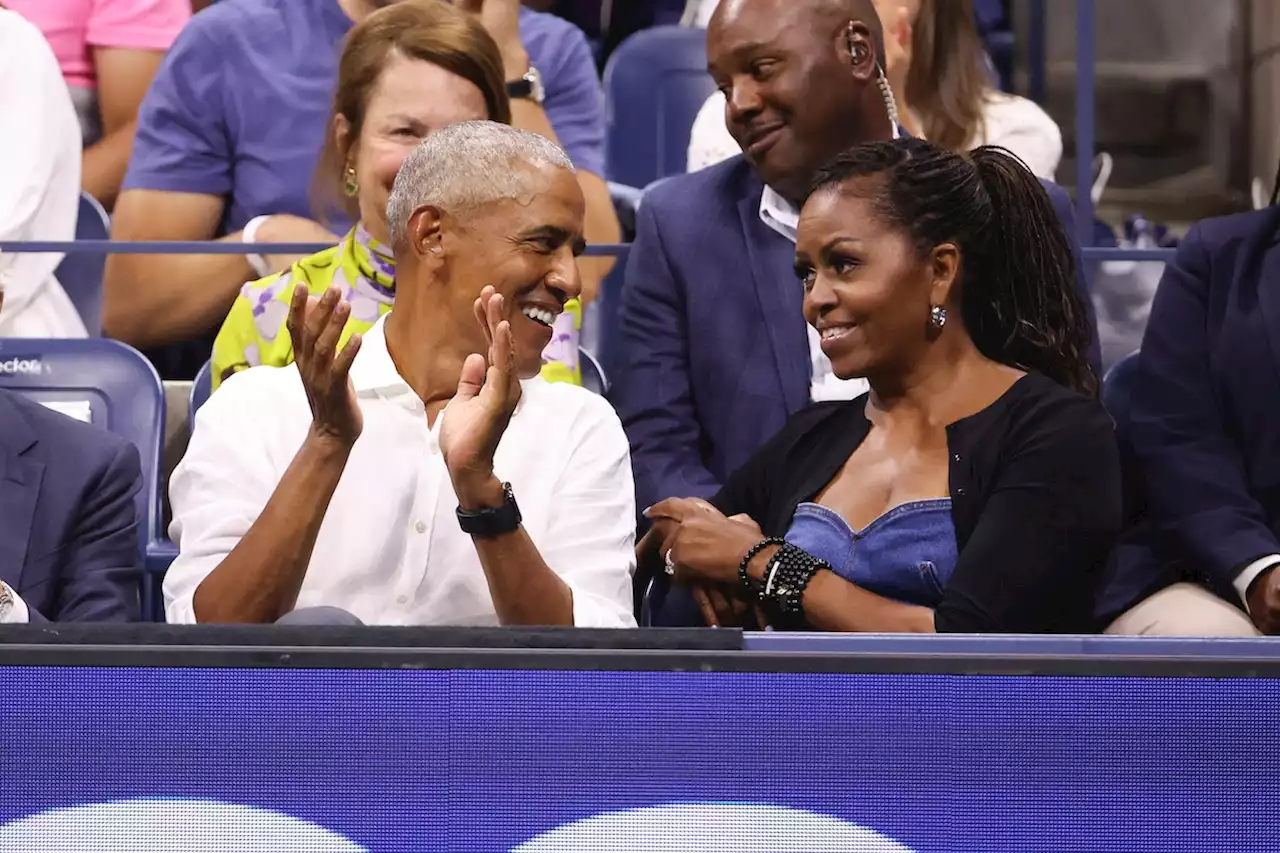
[645,141,1116,633]
[105,0,617,380]
[1099,207,1280,637]
[688,0,1060,179]
[0,299,143,624]
[0,7,87,338]
[610,0,1095,522]
[166,123,635,627]
[212,1,515,388]
[5,0,189,209]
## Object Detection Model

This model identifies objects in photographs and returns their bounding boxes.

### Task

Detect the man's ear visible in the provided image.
[842,20,878,83]
[409,205,447,263]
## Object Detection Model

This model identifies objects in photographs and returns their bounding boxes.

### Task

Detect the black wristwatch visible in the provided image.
[456,482,522,539]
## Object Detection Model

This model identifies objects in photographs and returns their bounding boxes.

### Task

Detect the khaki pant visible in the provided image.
[1104,582,1261,636]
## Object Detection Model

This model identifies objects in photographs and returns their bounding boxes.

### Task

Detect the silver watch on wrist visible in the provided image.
[506,66,545,106]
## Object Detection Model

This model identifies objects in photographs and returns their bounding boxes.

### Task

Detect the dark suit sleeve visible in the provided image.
[609,197,723,512]
[1129,225,1280,588]
[1041,180,1103,377]
[935,395,1122,633]
[45,441,144,622]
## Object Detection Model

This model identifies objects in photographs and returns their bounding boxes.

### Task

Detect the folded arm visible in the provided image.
[83,47,165,208]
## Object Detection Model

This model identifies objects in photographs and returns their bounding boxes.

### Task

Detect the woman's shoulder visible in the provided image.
[992,373,1114,444]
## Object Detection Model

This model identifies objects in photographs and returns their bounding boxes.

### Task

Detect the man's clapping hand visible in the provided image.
[287,284,363,448]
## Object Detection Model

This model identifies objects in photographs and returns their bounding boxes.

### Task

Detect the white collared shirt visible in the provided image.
[758,187,871,403]
[0,10,87,338]
[165,317,637,627]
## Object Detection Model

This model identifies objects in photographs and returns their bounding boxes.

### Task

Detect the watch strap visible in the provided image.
[456,482,522,539]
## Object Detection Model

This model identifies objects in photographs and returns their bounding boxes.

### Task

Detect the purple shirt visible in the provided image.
[123,0,606,236]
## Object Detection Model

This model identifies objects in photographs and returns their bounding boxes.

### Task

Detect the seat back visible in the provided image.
[579,347,609,396]
[190,360,213,433]
[1101,349,1145,521]
[0,338,164,597]
[54,193,110,336]
[603,26,716,188]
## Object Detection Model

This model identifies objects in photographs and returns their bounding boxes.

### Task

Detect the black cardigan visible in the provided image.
[702,373,1123,633]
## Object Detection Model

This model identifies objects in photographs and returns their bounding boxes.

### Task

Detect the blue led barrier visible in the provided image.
[1,657,1277,852]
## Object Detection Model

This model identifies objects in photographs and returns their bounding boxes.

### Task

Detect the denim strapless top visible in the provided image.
[783,500,959,607]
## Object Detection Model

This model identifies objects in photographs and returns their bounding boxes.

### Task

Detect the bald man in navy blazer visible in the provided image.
[610,0,1100,538]
[0,388,142,623]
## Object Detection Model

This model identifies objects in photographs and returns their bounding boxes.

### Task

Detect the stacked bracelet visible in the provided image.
[738,538,785,595]
[760,542,828,616]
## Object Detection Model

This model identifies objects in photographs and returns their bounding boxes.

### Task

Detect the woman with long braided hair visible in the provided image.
[645,137,1120,633]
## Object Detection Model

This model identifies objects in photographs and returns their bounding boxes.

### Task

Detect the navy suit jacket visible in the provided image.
[0,389,142,622]
[610,155,1101,517]
[1098,207,1280,621]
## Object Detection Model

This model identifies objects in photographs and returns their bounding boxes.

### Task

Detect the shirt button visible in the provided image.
[396,595,409,605]
[414,520,427,534]
[952,453,961,462]
[956,487,967,496]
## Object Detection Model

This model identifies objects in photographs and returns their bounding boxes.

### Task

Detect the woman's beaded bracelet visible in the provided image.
[738,537,786,596]
[761,542,829,616]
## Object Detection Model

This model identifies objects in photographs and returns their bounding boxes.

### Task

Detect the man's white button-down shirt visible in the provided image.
[165,317,637,627]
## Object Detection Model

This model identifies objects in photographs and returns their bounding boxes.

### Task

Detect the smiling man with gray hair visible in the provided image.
[386,120,576,243]
[165,120,637,628]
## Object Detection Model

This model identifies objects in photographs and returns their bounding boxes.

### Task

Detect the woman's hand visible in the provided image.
[440,286,523,507]
[288,284,363,448]
[645,499,765,587]
[455,0,528,77]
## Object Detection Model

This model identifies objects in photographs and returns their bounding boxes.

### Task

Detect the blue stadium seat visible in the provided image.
[579,347,609,395]
[54,192,110,336]
[0,338,165,618]
[1102,349,1140,438]
[1102,349,1147,522]
[603,25,716,189]
[190,359,213,434]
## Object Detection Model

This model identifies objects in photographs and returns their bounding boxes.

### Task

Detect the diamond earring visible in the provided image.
[930,305,948,329]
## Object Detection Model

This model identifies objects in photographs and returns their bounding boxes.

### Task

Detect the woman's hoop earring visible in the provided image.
[343,166,359,197]
[929,305,948,329]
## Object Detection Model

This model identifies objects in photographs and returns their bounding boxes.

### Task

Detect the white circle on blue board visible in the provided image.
[511,803,918,852]
[0,799,368,853]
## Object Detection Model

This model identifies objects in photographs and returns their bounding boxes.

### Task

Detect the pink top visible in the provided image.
[5,0,190,89]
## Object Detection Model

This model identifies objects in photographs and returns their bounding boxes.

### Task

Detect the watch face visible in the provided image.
[526,67,545,104]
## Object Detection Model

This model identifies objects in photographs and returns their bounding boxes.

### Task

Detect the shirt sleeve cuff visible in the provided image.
[0,581,31,624]
[1234,555,1280,612]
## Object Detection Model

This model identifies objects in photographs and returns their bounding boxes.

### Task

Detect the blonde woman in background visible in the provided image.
[686,0,1062,180]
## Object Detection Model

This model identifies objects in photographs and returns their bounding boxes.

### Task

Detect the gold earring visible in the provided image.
[343,166,358,197]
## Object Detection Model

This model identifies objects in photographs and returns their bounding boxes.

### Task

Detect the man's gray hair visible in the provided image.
[385,121,576,244]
